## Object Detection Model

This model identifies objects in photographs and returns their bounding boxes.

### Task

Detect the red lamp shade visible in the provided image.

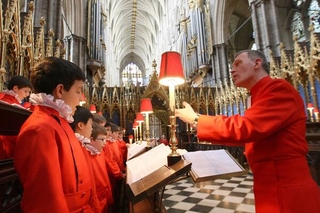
[140,98,153,114]
[136,113,144,122]
[89,104,96,113]
[159,51,185,86]
[133,120,139,128]
[307,103,314,110]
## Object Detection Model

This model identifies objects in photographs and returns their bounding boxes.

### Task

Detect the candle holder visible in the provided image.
[140,98,153,150]
[132,120,139,143]
[129,135,133,144]
[159,51,185,166]
[307,103,314,122]
[136,113,144,144]
[314,108,319,122]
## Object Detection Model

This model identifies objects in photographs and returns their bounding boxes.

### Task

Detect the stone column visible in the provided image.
[249,0,281,58]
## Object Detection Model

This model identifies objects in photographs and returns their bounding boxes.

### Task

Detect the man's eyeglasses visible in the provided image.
[96,138,106,142]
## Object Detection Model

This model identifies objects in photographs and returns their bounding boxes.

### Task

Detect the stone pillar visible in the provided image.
[249,0,281,58]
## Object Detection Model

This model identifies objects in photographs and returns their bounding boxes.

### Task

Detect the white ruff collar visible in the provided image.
[75,133,100,155]
[29,93,74,123]
[75,133,91,145]
[2,90,21,103]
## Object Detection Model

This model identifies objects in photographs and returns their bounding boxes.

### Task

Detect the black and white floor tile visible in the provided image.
[163,175,255,213]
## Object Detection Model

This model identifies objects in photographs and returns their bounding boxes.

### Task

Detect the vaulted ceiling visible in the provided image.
[108,0,164,74]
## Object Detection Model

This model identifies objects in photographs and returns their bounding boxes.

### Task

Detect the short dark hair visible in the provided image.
[70,106,93,131]
[93,114,107,125]
[8,76,33,90]
[31,57,85,94]
[91,122,107,139]
[235,50,270,74]
[110,123,120,133]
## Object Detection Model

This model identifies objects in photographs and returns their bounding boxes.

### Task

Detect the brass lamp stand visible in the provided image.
[159,51,185,166]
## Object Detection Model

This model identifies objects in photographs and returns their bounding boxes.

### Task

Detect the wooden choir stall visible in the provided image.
[0,101,31,213]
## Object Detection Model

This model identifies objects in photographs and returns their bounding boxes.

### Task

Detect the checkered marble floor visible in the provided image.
[162,174,255,213]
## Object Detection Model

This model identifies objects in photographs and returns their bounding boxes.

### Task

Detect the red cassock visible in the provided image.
[0,93,20,105]
[89,152,113,213]
[117,139,128,165]
[103,141,124,186]
[0,94,22,159]
[197,76,320,213]
[14,106,99,213]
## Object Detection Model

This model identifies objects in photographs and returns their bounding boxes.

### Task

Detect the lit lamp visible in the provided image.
[140,98,153,149]
[307,103,314,122]
[79,93,86,106]
[314,108,319,122]
[136,113,144,143]
[159,51,185,166]
[89,104,97,113]
[129,135,134,144]
[133,120,139,143]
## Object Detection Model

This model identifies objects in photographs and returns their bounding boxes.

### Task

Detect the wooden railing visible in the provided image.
[0,102,31,213]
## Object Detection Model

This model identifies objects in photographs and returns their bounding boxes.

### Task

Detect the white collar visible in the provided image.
[75,133,100,155]
[30,93,74,123]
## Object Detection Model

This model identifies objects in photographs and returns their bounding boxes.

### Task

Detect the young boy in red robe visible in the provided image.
[0,75,32,106]
[89,122,114,213]
[0,76,33,159]
[117,127,128,165]
[14,57,99,213]
[103,123,125,212]
[70,106,113,213]
[176,50,320,213]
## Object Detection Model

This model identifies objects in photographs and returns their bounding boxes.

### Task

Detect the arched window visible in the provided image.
[291,12,306,41]
[294,0,306,7]
[308,0,320,32]
[121,63,143,86]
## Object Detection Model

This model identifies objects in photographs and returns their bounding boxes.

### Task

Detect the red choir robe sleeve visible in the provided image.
[14,107,98,213]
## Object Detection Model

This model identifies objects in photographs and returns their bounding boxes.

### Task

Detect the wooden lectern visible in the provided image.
[126,159,191,213]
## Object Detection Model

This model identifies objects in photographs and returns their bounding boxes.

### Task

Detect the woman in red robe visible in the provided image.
[176,50,320,213]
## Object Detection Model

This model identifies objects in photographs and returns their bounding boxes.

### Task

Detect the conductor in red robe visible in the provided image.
[176,50,320,213]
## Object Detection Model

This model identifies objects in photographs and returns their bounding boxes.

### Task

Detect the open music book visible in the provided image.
[182,149,247,182]
[126,143,187,184]
[127,142,148,160]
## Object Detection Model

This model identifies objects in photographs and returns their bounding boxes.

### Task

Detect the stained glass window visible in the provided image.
[122,63,142,86]
[308,0,320,32]
[293,0,306,7]
[291,12,306,41]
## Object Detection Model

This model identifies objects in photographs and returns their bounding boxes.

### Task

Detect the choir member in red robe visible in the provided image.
[0,75,32,106]
[117,127,128,164]
[14,57,99,213]
[71,106,113,213]
[88,123,114,213]
[176,50,320,213]
[0,76,32,159]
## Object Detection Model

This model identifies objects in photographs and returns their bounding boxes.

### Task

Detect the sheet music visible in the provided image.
[183,149,243,177]
[126,144,187,184]
[127,142,147,160]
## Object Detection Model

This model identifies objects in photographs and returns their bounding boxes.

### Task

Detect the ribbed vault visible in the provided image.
[108,0,164,78]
